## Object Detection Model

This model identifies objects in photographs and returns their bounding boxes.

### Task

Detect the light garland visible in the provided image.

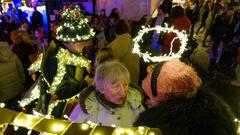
[0,103,5,108]
[235,118,240,134]
[18,82,40,107]
[28,53,43,73]
[19,48,90,117]
[47,94,79,116]
[50,48,91,94]
[0,107,239,135]
[132,25,188,62]
[0,108,160,135]
[56,5,95,42]
[112,126,151,135]
[56,26,95,42]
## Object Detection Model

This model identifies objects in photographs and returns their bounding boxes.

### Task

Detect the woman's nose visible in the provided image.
[118,84,127,96]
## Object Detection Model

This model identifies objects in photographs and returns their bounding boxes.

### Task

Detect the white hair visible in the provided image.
[94,61,130,91]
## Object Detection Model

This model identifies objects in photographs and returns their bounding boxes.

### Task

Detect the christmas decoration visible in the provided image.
[19,46,91,115]
[56,5,95,42]
[0,108,161,135]
[133,25,188,62]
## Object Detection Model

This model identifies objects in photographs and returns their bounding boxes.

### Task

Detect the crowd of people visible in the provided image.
[0,0,239,134]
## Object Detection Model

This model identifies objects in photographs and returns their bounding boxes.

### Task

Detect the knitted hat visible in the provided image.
[142,59,202,107]
[56,5,95,42]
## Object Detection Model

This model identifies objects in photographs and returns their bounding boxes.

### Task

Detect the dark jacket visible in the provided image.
[134,89,237,135]
[33,42,89,118]
[0,41,25,102]
[31,10,43,31]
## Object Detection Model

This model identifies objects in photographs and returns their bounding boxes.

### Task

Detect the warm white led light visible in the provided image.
[81,123,90,130]
[133,25,188,62]
[0,103,5,108]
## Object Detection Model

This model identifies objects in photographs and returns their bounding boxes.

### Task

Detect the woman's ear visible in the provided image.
[146,64,155,74]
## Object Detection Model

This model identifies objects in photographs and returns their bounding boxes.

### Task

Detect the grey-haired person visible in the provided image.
[70,61,145,127]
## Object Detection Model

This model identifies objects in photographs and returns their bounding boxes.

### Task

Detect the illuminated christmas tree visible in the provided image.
[56,5,95,42]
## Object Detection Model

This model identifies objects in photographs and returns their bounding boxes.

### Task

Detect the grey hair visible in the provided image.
[94,61,130,91]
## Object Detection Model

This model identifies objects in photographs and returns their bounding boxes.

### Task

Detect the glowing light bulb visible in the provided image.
[81,123,89,130]
[51,124,65,132]
[0,103,5,108]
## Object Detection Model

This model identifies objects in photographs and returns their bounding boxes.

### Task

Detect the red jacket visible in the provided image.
[162,16,191,54]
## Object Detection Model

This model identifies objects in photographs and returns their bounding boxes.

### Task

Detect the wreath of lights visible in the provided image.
[132,25,188,62]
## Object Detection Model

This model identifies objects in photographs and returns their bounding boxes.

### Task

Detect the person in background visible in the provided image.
[106,8,120,42]
[202,0,224,47]
[134,59,237,135]
[87,47,115,78]
[162,6,191,54]
[195,0,210,35]
[34,27,48,52]
[109,20,140,85]
[231,19,240,86]
[90,15,108,50]
[70,61,144,127]
[94,47,114,66]
[109,8,120,17]
[31,5,43,33]
[1,14,15,43]
[99,9,108,28]
[0,31,25,109]
[207,9,234,78]
[186,0,199,40]
[10,30,37,90]
[150,3,171,52]
[19,5,94,118]
[6,4,15,22]
[0,3,3,14]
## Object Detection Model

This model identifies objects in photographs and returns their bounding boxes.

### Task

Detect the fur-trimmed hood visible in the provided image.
[70,85,145,127]
[134,88,237,135]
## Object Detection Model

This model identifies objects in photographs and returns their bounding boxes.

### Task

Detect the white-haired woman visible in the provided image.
[70,61,144,127]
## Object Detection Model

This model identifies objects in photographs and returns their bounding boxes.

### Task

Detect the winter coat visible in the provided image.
[134,89,237,135]
[162,15,191,54]
[24,41,90,118]
[0,41,25,102]
[110,33,140,84]
[70,85,145,127]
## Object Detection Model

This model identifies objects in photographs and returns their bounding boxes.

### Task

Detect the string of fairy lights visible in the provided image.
[56,5,95,42]
[1,103,239,135]
[18,47,91,116]
[0,105,159,135]
[132,25,188,63]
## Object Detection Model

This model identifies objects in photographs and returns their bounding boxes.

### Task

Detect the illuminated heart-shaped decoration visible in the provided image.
[132,25,188,62]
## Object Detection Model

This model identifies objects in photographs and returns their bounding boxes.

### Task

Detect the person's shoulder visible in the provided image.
[135,88,237,134]
[126,84,144,109]
[79,86,98,114]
